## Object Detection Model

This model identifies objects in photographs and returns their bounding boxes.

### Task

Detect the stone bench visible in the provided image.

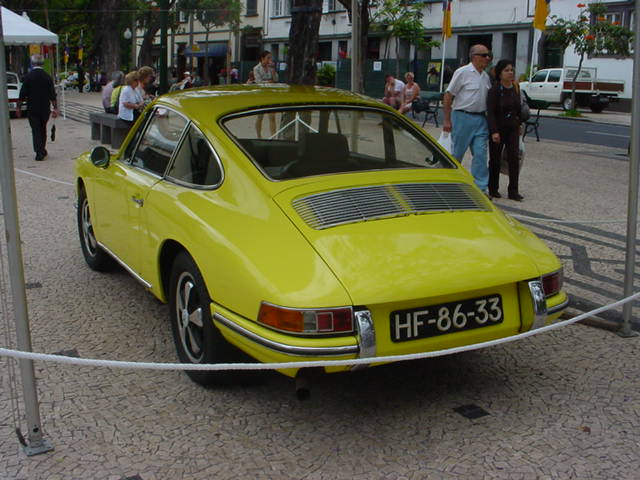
[89,112,130,149]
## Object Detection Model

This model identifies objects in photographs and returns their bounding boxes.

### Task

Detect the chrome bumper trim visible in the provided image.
[213,313,359,357]
[352,309,376,371]
[529,280,548,330]
[547,297,569,315]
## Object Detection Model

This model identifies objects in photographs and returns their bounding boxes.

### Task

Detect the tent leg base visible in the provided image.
[23,438,54,456]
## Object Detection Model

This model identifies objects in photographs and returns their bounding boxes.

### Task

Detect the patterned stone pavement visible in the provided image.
[0,104,639,479]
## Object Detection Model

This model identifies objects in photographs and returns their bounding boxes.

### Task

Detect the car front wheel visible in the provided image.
[77,187,114,271]
[169,251,237,385]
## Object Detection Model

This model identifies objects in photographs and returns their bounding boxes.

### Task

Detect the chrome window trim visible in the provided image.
[213,313,359,357]
[256,301,355,337]
[528,280,548,330]
[127,105,190,178]
[163,121,226,191]
[219,104,458,183]
[97,241,152,289]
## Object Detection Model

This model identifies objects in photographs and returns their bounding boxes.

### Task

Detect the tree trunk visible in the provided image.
[204,30,210,84]
[286,0,324,85]
[570,52,585,111]
[96,0,120,77]
[138,9,160,68]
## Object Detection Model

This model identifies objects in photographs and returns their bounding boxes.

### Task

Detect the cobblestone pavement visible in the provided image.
[1,100,639,479]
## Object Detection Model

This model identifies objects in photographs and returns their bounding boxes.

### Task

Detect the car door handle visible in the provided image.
[131,196,144,207]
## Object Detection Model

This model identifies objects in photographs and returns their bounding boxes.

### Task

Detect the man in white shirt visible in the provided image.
[382,74,405,110]
[443,44,493,193]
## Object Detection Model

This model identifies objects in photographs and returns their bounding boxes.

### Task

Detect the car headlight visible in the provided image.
[541,269,563,297]
[258,302,354,335]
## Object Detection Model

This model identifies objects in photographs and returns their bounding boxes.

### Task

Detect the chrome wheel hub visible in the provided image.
[175,272,205,363]
[81,200,97,256]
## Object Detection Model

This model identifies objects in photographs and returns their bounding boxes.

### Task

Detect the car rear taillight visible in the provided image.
[258,302,354,334]
[542,269,563,297]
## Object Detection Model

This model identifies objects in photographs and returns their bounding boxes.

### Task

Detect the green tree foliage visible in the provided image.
[548,2,634,110]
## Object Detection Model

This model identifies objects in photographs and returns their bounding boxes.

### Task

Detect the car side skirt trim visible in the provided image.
[213,313,359,357]
[97,241,152,289]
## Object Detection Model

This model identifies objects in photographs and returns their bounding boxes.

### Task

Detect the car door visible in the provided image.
[526,70,549,101]
[541,69,562,102]
[93,107,188,279]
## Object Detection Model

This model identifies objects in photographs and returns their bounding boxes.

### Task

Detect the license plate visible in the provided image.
[390,294,504,342]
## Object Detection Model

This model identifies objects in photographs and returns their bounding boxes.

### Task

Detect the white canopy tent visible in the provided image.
[1,6,58,45]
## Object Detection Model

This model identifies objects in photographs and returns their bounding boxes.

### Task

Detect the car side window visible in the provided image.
[547,70,561,82]
[131,108,188,176]
[167,126,223,187]
[531,71,548,83]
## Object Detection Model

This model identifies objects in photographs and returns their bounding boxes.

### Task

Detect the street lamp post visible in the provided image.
[159,0,169,94]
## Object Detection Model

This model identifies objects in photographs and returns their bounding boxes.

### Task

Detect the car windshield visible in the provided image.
[6,73,18,84]
[222,106,455,180]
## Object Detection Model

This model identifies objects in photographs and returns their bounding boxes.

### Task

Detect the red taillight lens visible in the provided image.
[542,270,563,297]
[258,303,354,334]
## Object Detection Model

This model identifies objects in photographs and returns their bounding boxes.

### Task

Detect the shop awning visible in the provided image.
[184,43,227,57]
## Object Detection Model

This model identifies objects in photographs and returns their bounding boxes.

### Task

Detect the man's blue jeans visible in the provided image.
[451,110,489,192]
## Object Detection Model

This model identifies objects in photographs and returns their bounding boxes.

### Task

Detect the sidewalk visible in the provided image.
[537,105,631,127]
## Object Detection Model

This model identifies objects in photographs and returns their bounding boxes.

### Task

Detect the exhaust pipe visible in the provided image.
[295,368,321,401]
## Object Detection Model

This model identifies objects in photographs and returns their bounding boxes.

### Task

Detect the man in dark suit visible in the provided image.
[17,54,58,161]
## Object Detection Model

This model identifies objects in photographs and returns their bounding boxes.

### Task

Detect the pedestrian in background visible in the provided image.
[442,44,493,193]
[17,54,59,161]
[118,71,144,128]
[399,72,420,115]
[253,51,278,138]
[137,66,157,106]
[487,59,524,201]
[102,71,124,112]
[77,62,85,93]
[382,73,405,110]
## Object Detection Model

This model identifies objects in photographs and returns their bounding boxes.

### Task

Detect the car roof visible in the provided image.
[156,84,387,119]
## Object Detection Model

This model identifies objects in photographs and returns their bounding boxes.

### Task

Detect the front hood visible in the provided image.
[275,179,549,305]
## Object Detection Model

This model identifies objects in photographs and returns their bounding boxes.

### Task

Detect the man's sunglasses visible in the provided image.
[474,53,493,58]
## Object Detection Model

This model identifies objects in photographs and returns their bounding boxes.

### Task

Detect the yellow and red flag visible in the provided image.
[442,0,453,38]
[534,0,552,31]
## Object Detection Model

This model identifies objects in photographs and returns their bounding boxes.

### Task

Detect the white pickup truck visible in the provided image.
[520,67,624,112]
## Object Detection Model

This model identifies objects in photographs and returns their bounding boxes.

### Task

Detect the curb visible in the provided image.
[537,111,631,127]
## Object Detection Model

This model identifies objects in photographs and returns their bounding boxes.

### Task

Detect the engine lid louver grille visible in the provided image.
[292,183,490,230]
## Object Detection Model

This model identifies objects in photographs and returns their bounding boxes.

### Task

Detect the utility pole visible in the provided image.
[0,8,53,456]
[159,0,169,93]
[350,0,361,94]
[620,0,640,338]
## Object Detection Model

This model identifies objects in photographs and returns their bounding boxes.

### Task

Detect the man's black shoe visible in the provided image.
[489,190,501,198]
[508,193,524,201]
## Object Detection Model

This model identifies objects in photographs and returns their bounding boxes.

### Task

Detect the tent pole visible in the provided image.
[0,8,54,456]
[620,0,640,338]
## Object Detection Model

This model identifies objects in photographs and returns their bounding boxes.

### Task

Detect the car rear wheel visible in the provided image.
[77,187,114,271]
[169,251,237,385]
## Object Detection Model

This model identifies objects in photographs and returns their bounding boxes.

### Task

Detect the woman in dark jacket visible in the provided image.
[487,59,523,201]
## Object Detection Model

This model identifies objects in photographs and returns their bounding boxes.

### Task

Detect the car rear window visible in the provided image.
[221,106,455,180]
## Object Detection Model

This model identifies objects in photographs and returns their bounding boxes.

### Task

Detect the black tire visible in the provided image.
[590,104,604,113]
[77,187,114,271]
[169,251,237,385]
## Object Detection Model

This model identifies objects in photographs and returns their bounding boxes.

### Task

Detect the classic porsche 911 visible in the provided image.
[75,84,568,385]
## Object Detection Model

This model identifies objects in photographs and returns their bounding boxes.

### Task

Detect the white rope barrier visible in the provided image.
[0,292,638,372]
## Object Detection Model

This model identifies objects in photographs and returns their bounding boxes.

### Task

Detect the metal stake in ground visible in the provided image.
[0,6,54,455]
[620,0,640,338]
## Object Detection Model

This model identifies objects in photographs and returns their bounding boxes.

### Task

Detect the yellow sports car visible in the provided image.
[75,85,567,386]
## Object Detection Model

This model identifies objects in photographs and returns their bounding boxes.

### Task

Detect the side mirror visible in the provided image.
[90,146,110,168]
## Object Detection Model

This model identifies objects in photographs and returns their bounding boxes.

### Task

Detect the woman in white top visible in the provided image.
[399,72,421,115]
[118,71,144,126]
